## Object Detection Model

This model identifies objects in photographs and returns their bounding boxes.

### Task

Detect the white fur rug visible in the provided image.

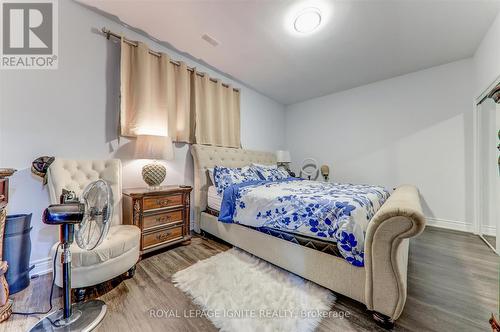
[172,248,335,332]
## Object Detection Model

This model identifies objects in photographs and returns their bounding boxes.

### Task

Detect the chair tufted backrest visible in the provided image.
[47,159,122,226]
[190,144,276,232]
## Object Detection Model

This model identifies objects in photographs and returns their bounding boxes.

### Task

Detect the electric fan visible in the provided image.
[29,179,112,332]
[300,158,319,180]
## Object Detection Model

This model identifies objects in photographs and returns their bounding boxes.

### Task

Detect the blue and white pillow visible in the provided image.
[251,164,290,181]
[213,166,261,194]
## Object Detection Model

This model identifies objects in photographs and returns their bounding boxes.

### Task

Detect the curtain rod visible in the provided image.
[101,27,240,92]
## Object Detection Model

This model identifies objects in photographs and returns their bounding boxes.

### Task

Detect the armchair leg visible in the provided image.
[74,288,86,303]
[126,265,136,278]
[372,311,394,330]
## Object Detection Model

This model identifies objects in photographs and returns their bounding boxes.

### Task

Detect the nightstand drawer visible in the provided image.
[143,210,183,230]
[143,226,183,249]
[143,194,183,210]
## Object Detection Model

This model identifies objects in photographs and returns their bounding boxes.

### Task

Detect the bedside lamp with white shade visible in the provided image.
[135,135,174,188]
[276,150,291,170]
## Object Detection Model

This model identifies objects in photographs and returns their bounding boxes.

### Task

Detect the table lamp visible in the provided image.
[321,165,330,181]
[276,150,291,170]
[135,135,174,188]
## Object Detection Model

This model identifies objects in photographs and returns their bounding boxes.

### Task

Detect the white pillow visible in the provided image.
[251,163,277,169]
[207,168,215,185]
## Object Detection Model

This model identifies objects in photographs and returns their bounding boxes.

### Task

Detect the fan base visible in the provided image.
[29,300,106,332]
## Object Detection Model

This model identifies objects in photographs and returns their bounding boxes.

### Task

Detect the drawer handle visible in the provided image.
[156,199,171,206]
[155,215,171,223]
[156,232,170,241]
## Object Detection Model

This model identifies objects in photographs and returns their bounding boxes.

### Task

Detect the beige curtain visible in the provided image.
[173,62,195,142]
[193,72,240,148]
[120,39,192,142]
[120,38,240,147]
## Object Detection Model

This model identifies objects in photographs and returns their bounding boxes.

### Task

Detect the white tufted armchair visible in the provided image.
[46,159,141,300]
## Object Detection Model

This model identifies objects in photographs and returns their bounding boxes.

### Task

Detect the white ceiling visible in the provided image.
[81,0,500,105]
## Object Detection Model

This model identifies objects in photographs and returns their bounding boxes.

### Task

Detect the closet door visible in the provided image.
[478,98,500,252]
[496,102,500,251]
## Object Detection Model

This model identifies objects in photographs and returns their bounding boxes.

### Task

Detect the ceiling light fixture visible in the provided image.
[293,7,322,33]
[202,33,220,47]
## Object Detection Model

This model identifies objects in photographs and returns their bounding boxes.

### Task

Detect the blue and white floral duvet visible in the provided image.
[218,179,390,267]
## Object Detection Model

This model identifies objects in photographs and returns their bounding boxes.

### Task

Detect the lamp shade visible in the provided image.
[134,135,174,160]
[276,150,291,163]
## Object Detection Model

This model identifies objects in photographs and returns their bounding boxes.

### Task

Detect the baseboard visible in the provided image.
[482,225,497,237]
[30,256,52,277]
[425,217,474,233]
[426,217,497,236]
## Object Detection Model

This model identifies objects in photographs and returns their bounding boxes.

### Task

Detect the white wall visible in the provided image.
[284,11,500,235]
[474,12,500,97]
[285,59,475,231]
[0,0,285,274]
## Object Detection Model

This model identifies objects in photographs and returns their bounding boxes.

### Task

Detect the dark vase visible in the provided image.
[3,214,34,294]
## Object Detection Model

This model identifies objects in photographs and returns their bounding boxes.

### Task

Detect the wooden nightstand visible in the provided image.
[122,185,192,255]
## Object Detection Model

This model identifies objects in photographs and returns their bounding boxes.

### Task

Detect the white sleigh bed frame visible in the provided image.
[191,144,426,327]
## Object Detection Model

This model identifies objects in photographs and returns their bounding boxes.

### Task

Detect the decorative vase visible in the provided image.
[142,163,166,187]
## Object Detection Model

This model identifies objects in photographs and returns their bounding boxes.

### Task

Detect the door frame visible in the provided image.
[473,73,500,254]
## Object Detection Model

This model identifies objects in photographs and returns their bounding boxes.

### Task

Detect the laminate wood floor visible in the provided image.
[3,226,498,332]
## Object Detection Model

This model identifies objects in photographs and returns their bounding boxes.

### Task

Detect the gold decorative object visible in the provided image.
[133,200,141,226]
[321,165,330,181]
[0,169,16,179]
[0,174,13,323]
[0,299,12,323]
[0,260,11,323]
[142,163,166,187]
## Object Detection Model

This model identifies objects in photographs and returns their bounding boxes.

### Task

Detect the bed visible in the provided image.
[191,144,426,328]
